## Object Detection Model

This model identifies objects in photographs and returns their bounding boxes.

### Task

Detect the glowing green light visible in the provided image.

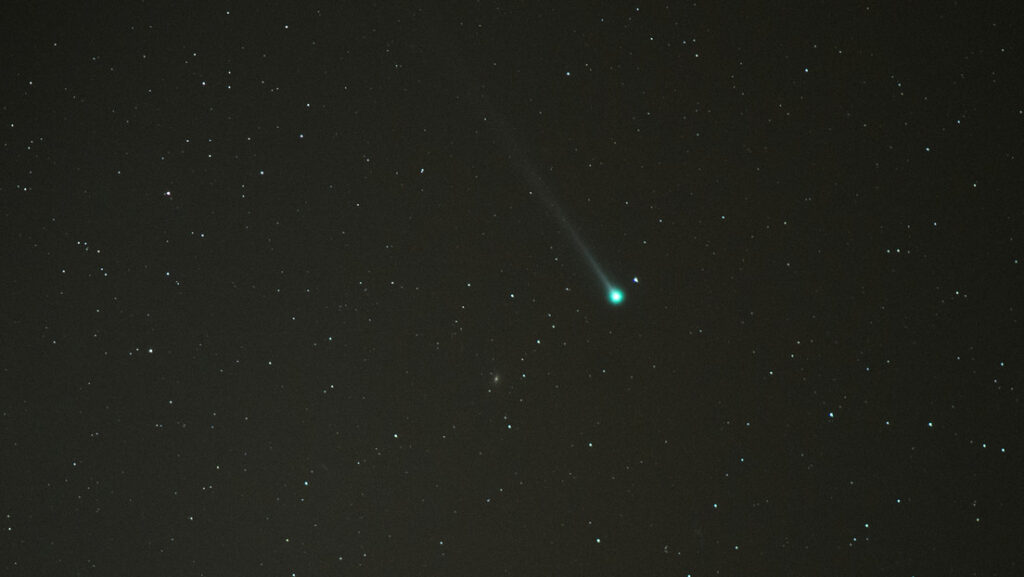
[609,288,624,305]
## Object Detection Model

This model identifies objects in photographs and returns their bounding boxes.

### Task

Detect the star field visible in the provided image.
[1,2,1021,575]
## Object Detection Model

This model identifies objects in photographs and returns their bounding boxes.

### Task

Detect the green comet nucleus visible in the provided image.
[608,288,624,305]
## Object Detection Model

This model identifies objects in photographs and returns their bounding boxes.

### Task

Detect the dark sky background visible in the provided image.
[2,2,1021,575]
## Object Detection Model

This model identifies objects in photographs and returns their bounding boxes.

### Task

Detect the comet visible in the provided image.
[478,107,624,305]
[608,288,624,305]
[520,159,624,306]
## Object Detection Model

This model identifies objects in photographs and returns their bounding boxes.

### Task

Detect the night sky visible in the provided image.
[2,2,1021,575]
